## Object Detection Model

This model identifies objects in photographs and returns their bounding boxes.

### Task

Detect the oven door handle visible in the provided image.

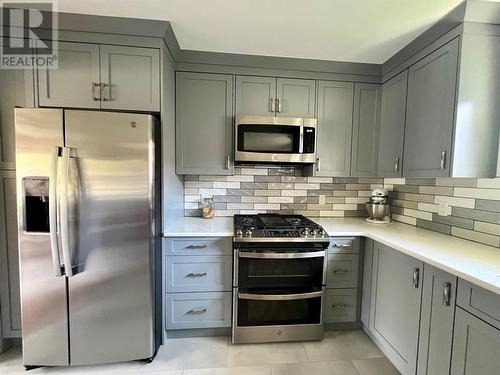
[238,250,325,259]
[238,290,323,301]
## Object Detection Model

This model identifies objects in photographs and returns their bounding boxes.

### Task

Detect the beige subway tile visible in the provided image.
[268,182,294,190]
[185,181,212,188]
[417,203,440,213]
[307,204,333,210]
[358,191,372,197]
[240,168,267,175]
[184,195,201,203]
[198,175,227,182]
[213,181,241,189]
[404,193,435,203]
[295,183,320,190]
[332,204,358,211]
[199,188,226,196]
[370,184,384,189]
[227,203,254,210]
[391,213,417,226]
[241,196,268,203]
[435,178,477,187]
[333,190,358,197]
[325,197,345,204]
[254,203,280,210]
[346,184,370,190]
[434,195,475,208]
[307,177,333,183]
[184,202,199,210]
[281,190,307,196]
[255,190,280,196]
[477,178,500,189]
[226,175,254,182]
[419,186,454,196]
[359,178,384,184]
[474,221,500,236]
[403,208,433,221]
[454,187,500,201]
[184,188,199,195]
[345,197,368,204]
[268,196,294,203]
[384,178,406,185]
[451,227,500,247]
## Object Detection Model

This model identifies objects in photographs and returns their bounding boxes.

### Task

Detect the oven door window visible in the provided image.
[238,256,324,288]
[237,125,300,153]
[237,288,322,327]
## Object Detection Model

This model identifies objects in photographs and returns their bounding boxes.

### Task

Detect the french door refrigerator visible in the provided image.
[15,108,161,368]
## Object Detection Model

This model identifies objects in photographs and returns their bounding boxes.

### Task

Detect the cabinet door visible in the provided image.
[38,42,100,109]
[378,70,408,177]
[235,75,276,116]
[100,45,160,111]
[417,264,456,375]
[370,242,423,375]
[276,78,316,118]
[451,307,500,375]
[176,72,233,175]
[404,38,459,177]
[0,171,21,338]
[351,83,381,177]
[315,81,354,176]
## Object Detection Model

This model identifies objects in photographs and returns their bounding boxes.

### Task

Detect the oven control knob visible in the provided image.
[317,229,324,236]
[245,229,252,237]
[236,229,243,236]
[301,228,309,236]
[310,229,317,236]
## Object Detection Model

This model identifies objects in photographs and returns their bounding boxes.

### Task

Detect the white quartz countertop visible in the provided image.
[164,217,500,295]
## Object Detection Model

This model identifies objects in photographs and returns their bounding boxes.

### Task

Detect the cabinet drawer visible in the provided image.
[166,292,231,330]
[166,256,232,293]
[456,279,500,329]
[328,237,359,254]
[324,288,358,323]
[326,254,360,288]
[164,237,232,256]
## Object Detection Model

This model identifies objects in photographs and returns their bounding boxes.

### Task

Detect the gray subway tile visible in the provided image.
[333,177,358,183]
[281,203,307,210]
[214,195,240,203]
[308,190,334,197]
[281,176,307,182]
[452,207,500,224]
[432,213,474,230]
[435,177,477,188]
[320,183,346,190]
[405,178,436,186]
[475,199,500,213]
[214,203,227,210]
[294,196,319,204]
[389,206,404,215]
[227,189,254,196]
[255,175,281,182]
[416,219,451,235]
[393,185,419,193]
[241,182,268,189]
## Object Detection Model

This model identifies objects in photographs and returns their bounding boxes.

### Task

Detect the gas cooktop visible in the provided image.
[233,214,329,242]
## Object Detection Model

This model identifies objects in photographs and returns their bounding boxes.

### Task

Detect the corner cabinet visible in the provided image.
[313,81,354,177]
[351,83,381,177]
[368,242,423,375]
[378,70,407,177]
[176,72,234,175]
[235,75,316,118]
[403,38,459,177]
[38,42,160,112]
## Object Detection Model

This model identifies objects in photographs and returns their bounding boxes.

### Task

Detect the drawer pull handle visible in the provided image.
[332,243,352,248]
[186,308,207,315]
[185,245,208,249]
[443,282,452,306]
[333,269,350,274]
[412,268,420,289]
[332,304,351,309]
[186,272,207,278]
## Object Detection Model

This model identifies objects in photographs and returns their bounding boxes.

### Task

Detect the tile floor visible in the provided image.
[0,331,400,374]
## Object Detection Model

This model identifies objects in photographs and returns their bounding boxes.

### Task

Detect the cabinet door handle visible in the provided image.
[186,308,207,315]
[185,244,208,249]
[440,151,447,170]
[277,98,282,113]
[186,272,207,278]
[316,158,321,172]
[443,282,452,306]
[100,83,111,101]
[92,82,101,101]
[333,269,350,274]
[412,268,420,288]
[225,154,231,169]
[270,98,276,112]
[332,242,352,248]
[395,156,400,172]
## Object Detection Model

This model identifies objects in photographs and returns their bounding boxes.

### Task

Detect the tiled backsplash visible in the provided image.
[183,168,500,248]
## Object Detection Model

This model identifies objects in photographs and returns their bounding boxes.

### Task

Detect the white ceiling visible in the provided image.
[57,0,494,64]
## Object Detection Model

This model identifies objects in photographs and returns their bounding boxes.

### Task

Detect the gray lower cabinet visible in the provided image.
[417,264,457,375]
[326,253,359,289]
[176,72,234,175]
[451,307,500,375]
[360,238,373,327]
[324,288,357,323]
[351,83,381,177]
[276,78,316,118]
[403,38,459,177]
[378,70,408,177]
[0,170,21,338]
[369,242,422,375]
[235,75,276,116]
[100,45,160,111]
[38,42,100,109]
[314,81,354,176]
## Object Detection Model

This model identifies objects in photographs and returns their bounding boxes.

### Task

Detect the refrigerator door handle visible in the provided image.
[60,147,74,277]
[49,146,63,277]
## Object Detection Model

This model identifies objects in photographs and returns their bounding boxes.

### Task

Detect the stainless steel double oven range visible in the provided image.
[232,214,330,344]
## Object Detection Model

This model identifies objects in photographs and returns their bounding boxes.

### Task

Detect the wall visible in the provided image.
[183,169,500,248]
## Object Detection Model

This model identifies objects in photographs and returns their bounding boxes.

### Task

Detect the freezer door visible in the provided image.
[15,108,69,366]
[64,110,155,365]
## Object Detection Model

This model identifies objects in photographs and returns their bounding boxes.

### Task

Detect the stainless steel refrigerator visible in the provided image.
[15,108,161,368]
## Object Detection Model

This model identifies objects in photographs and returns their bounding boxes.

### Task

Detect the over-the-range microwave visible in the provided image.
[234,116,317,164]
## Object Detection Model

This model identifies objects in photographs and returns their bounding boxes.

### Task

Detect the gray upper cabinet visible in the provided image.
[276,78,316,118]
[235,76,276,116]
[100,45,160,112]
[38,42,100,109]
[417,264,456,375]
[38,43,160,112]
[451,307,500,375]
[369,242,422,375]
[403,38,459,177]
[235,75,316,118]
[351,83,381,177]
[378,70,408,177]
[0,170,21,338]
[314,81,354,177]
[176,72,233,175]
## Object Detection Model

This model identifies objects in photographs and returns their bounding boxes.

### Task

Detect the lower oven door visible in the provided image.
[237,250,325,288]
